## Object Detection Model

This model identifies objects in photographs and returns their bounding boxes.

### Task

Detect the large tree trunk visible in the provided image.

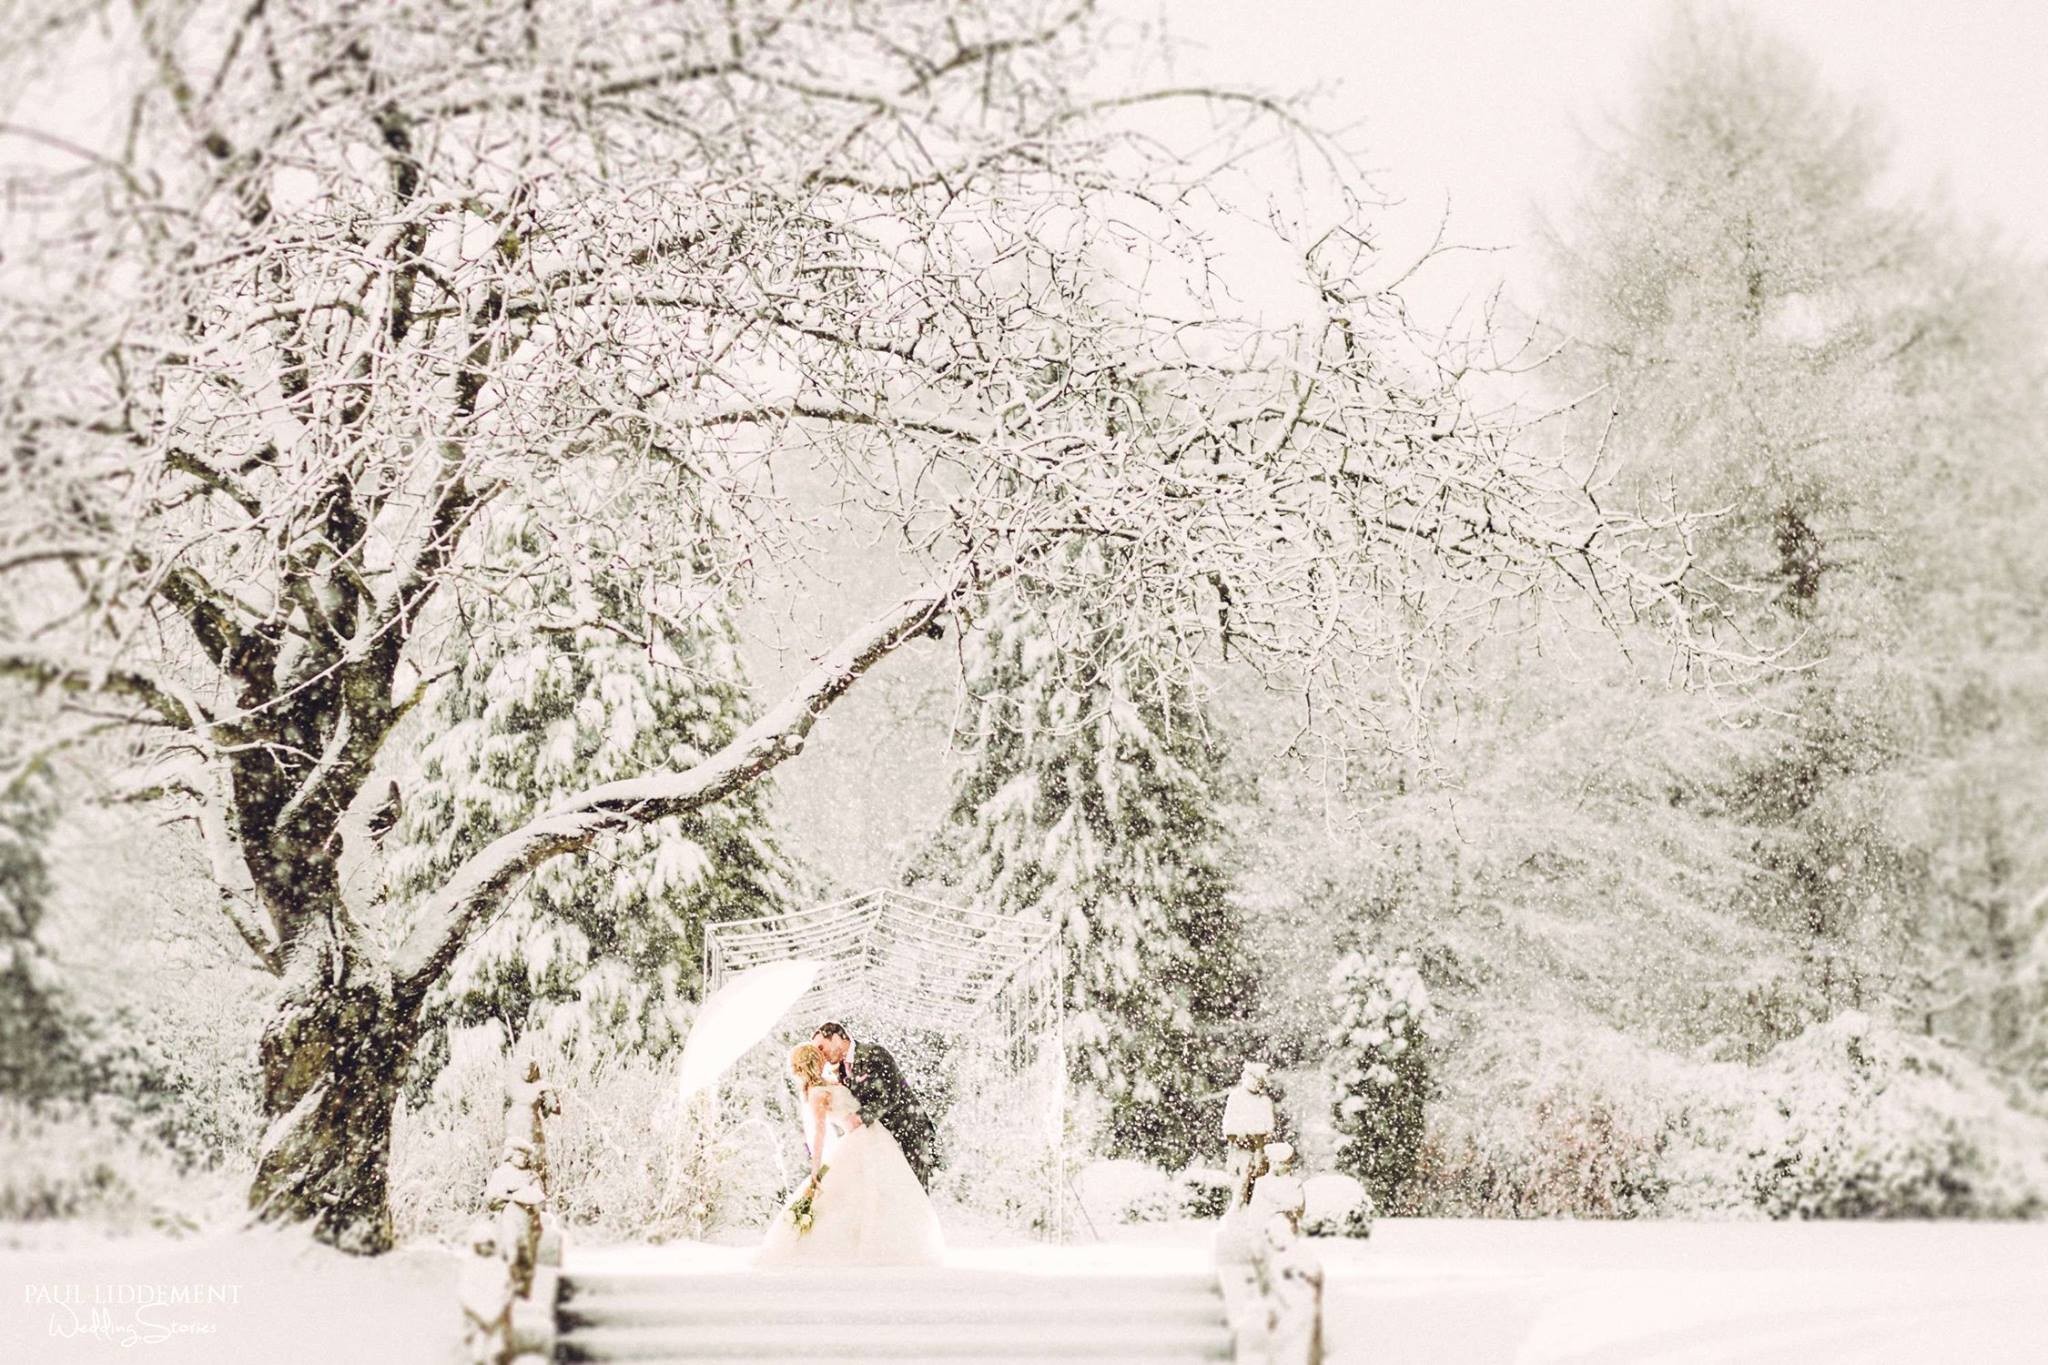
[249,935,418,1254]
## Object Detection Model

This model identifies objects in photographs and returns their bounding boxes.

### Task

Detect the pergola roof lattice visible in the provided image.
[703,887,1058,1031]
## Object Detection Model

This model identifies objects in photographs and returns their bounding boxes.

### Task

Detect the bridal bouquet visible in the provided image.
[788,1166,829,1235]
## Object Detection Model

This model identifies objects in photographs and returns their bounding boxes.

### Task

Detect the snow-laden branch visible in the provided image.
[0,542,107,575]
[390,555,1002,998]
[0,642,207,732]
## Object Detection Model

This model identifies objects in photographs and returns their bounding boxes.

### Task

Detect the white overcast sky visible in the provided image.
[1144,0,2048,321]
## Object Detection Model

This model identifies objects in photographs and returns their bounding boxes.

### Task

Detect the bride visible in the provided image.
[755,1041,946,1267]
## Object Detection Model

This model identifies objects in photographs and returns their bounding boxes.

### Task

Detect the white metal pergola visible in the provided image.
[703,887,1067,1236]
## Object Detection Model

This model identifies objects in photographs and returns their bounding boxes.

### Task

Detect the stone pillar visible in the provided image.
[470,1058,563,1365]
[1221,1062,1276,1209]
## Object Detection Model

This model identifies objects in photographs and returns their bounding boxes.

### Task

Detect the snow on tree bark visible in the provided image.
[251,932,416,1253]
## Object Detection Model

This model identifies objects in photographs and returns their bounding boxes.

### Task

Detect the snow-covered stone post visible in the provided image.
[1261,1213,1325,1365]
[1218,1114,1325,1365]
[1222,1062,1277,1208]
[484,1143,546,1295]
[1250,1143,1306,1237]
[1216,1069,1323,1363]
[1217,1062,1275,1269]
[458,1222,512,1365]
[506,1059,562,1200]
[468,1058,563,1365]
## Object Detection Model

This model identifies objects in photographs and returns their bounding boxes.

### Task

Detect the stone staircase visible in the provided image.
[553,1265,1234,1362]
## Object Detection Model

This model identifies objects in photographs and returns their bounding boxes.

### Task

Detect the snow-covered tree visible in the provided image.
[1542,5,2048,1030]
[918,547,1255,1168]
[0,0,1684,1250]
[387,467,792,1075]
[0,764,77,1101]
[1543,7,1917,619]
[1328,948,1434,1212]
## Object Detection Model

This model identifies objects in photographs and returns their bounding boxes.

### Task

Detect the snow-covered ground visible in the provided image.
[0,1224,459,1365]
[1318,1219,2048,1365]
[585,1216,2048,1363]
[4,1216,2044,1363]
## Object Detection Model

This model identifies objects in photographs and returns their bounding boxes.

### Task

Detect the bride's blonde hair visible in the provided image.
[788,1041,826,1091]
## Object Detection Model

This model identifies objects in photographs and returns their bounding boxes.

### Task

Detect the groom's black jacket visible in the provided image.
[842,1040,939,1188]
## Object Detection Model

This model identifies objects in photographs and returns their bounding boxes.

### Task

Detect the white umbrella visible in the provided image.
[677,958,823,1099]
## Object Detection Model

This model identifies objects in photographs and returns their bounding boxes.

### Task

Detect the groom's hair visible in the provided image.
[814,1021,851,1041]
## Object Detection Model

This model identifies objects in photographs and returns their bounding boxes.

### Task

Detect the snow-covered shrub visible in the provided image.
[0,769,84,1103]
[391,1029,783,1245]
[1533,1092,1672,1217]
[1734,1012,2047,1220]
[73,1013,262,1174]
[1327,949,1436,1209]
[1074,1158,1175,1226]
[1402,1087,1671,1219]
[1176,1166,1234,1219]
[939,1124,1065,1236]
[1748,1117,1980,1220]
[1300,1172,1371,1236]
[1120,1182,1179,1224]
[0,1099,238,1233]
[932,1045,1067,1237]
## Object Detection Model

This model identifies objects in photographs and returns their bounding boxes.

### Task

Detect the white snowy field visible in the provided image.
[1306,1218,2048,1365]
[4,1216,2045,1363]
[0,1223,460,1364]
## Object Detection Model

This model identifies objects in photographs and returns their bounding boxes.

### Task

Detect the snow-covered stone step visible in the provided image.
[560,1292,1227,1329]
[558,1359,1228,1365]
[554,1321,1233,1360]
[560,1270,1219,1298]
[554,1263,1233,1361]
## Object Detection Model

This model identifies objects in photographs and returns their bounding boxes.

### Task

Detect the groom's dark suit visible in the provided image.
[839,1040,939,1190]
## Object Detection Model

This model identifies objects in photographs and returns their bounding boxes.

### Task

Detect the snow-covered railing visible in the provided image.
[460,1058,564,1365]
[1214,1064,1324,1365]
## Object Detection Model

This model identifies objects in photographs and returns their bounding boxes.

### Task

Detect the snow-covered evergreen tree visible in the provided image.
[917,543,1254,1169]
[388,469,792,1075]
[0,765,78,1101]
[1328,948,1435,1212]
[1544,7,2048,1049]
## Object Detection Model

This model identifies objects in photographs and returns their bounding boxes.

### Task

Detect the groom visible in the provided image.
[812,1021,939,1190]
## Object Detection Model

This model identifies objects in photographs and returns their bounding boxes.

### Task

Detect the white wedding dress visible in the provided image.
[755,1081,946,1268]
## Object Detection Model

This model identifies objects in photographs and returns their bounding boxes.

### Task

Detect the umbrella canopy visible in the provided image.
[677,958,822,1098]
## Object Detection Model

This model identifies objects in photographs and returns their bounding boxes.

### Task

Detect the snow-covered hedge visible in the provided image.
[1175,1166,1235,1219]
[1073,1158,1176,1225]
[1403,1011,2048,1221]
[391,1028,787,1244]
[1726,1012,2048,1220]
[1403,1086,1672,1219]
[1300,1171,1371,1236]
[0,1098,239,1233]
